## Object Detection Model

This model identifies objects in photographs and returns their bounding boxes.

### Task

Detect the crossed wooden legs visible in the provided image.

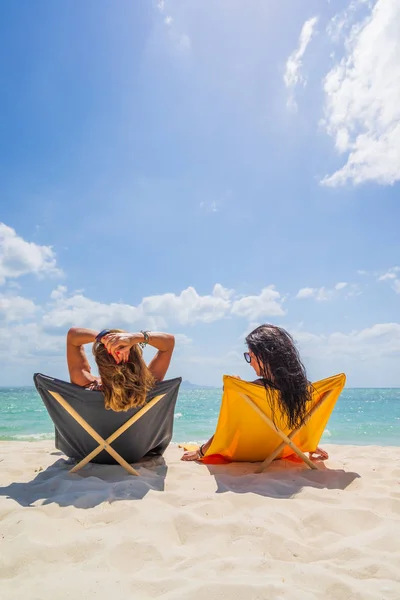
[49,391,166,476]
[49,388,331,475]
[238,390,332,472]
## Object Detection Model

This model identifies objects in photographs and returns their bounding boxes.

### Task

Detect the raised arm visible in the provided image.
[66,327,98,387]
[146,332,175,381]
[102,331,175,382]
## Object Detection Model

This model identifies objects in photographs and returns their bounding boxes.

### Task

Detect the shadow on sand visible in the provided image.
[1,452,361,508]
[0,455,168,509]
[205,458,360,499]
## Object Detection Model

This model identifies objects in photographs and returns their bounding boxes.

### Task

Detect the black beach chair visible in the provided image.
[34,373,181,475]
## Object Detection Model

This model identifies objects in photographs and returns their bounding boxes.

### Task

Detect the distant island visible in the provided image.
[180,380,217,389]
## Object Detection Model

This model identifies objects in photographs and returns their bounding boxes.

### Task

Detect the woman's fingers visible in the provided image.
[119,348,130,362]
[309,447,329,460]
[101,333,114,343]
[102,335,121,352]
[108,340,123,351]
[107,343,130,363]
[99,334,131,362]
[111,349,120,363]
[103,334,130,352]
[181,451,201,461]
[316,447,329,459]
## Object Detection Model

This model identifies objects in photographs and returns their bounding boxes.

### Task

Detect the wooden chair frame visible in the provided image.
[238,390,332,472]
[49,391,166,476]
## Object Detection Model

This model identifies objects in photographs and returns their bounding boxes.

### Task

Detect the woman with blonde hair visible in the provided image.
[66,327,175,411]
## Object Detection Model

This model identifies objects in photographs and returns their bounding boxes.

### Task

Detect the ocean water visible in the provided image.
[0,386,399,446]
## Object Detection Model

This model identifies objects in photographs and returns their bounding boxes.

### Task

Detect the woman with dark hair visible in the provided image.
[66,327,175,411]
[181,323,327,461]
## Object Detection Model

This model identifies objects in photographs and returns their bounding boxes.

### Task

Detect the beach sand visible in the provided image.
[0,442,399,600]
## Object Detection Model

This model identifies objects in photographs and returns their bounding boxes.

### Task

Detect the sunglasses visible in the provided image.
[244,352,251,363]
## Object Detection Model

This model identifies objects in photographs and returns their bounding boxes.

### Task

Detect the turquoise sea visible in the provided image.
[0,386,399,446]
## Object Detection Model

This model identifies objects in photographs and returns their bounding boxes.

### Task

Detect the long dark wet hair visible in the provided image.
[245,324,311,429]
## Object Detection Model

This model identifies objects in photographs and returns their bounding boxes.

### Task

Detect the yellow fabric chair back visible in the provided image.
[204,373,346,463]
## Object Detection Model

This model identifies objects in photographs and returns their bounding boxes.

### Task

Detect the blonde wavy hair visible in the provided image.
[92,329,155,411]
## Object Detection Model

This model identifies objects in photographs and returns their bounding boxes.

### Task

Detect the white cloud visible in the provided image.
[284,16,319,111]
[231,286,285,319]
[295,322,400,360]
[296,282,350,301]
[0,283,286,382]
[322,0,400,186]
[378,267,400,281]
[165,16,173,26]
[181,322,400,387]
[140,285,232,325]
[326,0,371,43]
[0,322,190,368]
[0,294,37,322]
[1,274,399,385]
[296,286,330,301]
[42,290,147,331]
[42,283,278,332]
[173,333,192,346]
[157,0,165,12]
[0,322,64,360]
[6,280,21,290]
[378,266,400,294]
[379,273,398,281]
[212,283,234,301]
[50,285,68,300]
[296,287,315,299]
[0,223,61,285]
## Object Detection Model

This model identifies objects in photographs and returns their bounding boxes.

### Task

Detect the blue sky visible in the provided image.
[1,0,399,386]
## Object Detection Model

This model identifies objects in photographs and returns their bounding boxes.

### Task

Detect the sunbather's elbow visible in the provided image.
[162,333,175,351]
[67,327,84,346]
[67,327,79,342]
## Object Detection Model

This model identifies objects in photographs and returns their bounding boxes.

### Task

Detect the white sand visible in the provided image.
[0,442,399,600]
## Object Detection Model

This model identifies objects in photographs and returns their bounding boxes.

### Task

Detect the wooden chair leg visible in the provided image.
[238,393,318,470]
[70,444,140,475]
[257,390,332,472]
[69,394,166,474]
[49,391,166,475]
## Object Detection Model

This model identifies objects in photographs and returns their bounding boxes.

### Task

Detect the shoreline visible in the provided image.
[1,441,399,599]
[1,436,399,447]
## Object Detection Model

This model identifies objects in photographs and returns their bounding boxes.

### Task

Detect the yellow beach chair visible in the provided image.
[201,373,346,471]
